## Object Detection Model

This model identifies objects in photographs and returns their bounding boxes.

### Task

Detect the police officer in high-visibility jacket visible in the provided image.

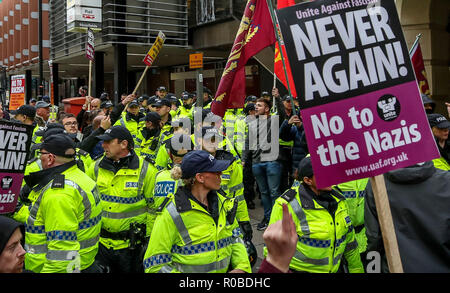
[149,134,193,209]
[199,126,252,242]
[265,156,364,273]
[143,150,251,273]
[87,126,158,273]
[335,179,369,259]
[22,134,103,273]
[173,92,194,122]
[427,114,450,171]
[113,100,146,144]
[134,111,164,161]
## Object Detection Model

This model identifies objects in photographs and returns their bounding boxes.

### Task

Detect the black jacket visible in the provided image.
[364,161,450,273]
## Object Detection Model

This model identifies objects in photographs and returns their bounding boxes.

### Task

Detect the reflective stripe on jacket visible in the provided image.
[265,184,364,273]
[143,187,251,273]
[25,164,102,273]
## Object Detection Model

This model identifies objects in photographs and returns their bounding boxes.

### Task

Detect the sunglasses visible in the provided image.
[36,151,53,158]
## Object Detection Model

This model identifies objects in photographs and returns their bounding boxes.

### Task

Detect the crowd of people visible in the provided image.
[0,85,449,274]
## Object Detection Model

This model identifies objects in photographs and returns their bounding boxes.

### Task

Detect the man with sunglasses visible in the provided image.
[21,134,103,273]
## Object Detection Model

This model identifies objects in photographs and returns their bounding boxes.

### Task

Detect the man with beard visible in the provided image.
[173,92,194,122]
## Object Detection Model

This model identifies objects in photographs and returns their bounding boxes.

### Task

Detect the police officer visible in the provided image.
[22,134,103,273]
[173,92,194,122]
[143,150,251,273]
[135,111,163,161]
[155,86,168,99]
[42,95,58,122]
[87,126,157,273]
[265,156,364,273]
[151,98,173,136]
[335,179,369,264]
[199,126,252,243]
[427,114,450,171]
[114,99,146,144]
[148,134,193,210]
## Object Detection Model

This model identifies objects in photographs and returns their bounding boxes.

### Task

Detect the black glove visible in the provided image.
[239,221,253,242]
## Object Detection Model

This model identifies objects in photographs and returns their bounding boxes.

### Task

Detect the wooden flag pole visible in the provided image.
[132,66,150,96]
[370,175,404,273]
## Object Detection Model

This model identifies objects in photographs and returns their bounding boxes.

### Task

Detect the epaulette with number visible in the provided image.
[143,156,155,165]
[281,189,297,202]
[27,157,38,164]
[92,153,104,162]
[51,174,65,189]
[77,149,88,156]
[157,196,172,213]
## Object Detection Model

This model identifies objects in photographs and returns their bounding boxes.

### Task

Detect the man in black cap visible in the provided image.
[112,98,145,144]
[87,125,158,273]
[152,98,173,135]
[155,86,168,99]
[100,100,114,116]
[22,134,103,273]
[12,105,36,126]
[0,216,26,273]
[146,95,158,113]
[421,93,436,114]
[267,156,364,273]
[12,105,39,154]
[173,92,194,122]
[193,87,213,109]
[138,94,149,114]
[427,113,450,170]
[100,92,110,103]
[135,111,164,161]
[29,98,37,107]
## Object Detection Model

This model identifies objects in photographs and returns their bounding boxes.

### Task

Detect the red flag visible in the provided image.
[409,41,430,95]
[274,0,297,98]
[211,0,276,118]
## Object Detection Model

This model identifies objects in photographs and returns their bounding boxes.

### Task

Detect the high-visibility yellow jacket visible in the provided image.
[135,128,168,162]
[149,168,182,210]
[266,184,364,273]
[86,152,158,249]
[143,186,251,273]
[173,105,194,122]
[215,150,249,223]
[432,157,450,171]
[113,112,145,144]
[75,148,94,172]
[24,162,103,273]
[335,179,369,253]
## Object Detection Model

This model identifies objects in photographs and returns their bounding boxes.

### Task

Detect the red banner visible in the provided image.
[410,42,430,95]
[211,0,276,117]
[274,0,297,98]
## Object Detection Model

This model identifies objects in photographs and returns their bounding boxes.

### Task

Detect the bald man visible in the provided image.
[90,98,101,111]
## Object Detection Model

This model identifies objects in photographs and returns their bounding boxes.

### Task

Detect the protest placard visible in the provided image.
[9,75,26,111]
[276,0,440,189]
[0,120,33,214]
